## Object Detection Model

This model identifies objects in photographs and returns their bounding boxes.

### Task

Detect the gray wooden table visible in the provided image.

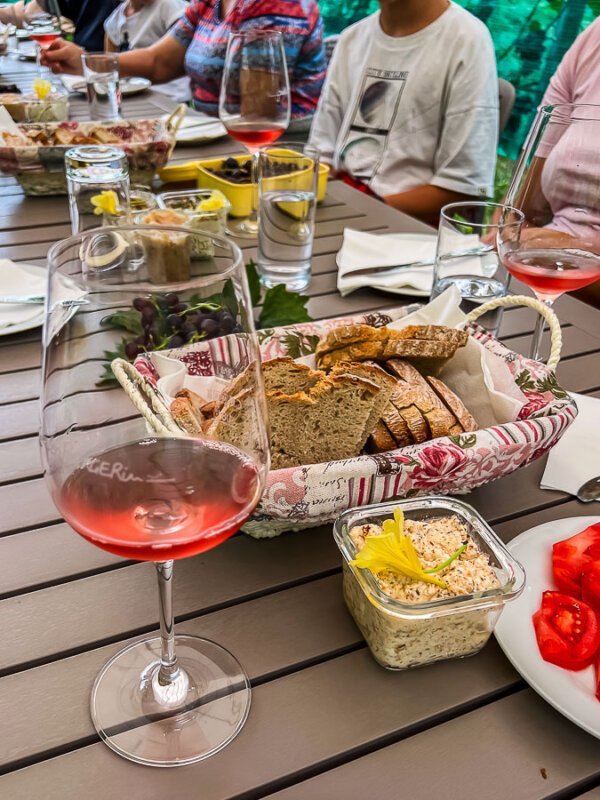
[1,54,600,800]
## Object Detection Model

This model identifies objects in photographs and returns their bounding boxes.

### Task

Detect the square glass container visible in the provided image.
[333,496,526,670]
[157,189,230,236]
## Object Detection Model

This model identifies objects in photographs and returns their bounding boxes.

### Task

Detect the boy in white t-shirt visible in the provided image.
[309,0,499,223]
[104,0,185,52]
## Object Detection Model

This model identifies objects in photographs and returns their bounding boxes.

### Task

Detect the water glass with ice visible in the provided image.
[66,145,130,234]
[256,142,319,291]
[81,52,120,121]
[431,201,524,331]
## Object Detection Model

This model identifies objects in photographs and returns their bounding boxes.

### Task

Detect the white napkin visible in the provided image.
[152,352,229,404]
[0,260,46,329]
[540,392,599,495]
[161,112,226,142]
[60,74,86,93]
[336,228,494,296]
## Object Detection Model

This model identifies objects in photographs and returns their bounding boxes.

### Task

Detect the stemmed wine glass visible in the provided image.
[499,103,600,361]
[41,225,270,766]
[219,29,291,238]
[23,0,61,78]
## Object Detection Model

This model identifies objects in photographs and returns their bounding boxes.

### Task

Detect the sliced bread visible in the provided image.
[170,388,207,435]
[329,361,398,440]
[427,375,478,432]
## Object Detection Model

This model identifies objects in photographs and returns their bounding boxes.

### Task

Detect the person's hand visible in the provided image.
[40,38,85,75]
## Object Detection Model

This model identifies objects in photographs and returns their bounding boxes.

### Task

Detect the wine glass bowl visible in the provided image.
[23,0,61,75]
[42,225,269,766]
[219,29,291,237]
[500,103,600,360]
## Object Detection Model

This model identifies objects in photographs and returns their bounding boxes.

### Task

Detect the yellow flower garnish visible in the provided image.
[33,78,52,99]
[350,507,447,588]
[91,190,119,216]
[197,193,227,212]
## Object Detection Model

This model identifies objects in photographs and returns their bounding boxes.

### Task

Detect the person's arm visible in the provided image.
[383,186,476,225]
[104,33,118,52]
[41,33,187,81]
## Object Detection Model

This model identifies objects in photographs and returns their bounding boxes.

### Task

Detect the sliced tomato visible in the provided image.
[596,652,600,703]
[532,591,600,671]
[582,564,600,613]
[552,523,600,597]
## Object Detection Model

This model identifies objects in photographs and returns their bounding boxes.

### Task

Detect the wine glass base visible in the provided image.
[227,217,258,239]
[90,635,251,767]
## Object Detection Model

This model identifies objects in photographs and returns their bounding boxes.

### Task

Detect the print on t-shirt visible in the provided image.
[339,68,407,184]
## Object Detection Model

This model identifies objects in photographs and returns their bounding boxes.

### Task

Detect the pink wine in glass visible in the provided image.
[29,32,60,46]
[226,122,285,148]
[504,247,600,297]
[58,438,260,561]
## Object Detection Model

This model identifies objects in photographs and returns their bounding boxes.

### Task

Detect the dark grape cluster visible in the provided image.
[123,293,241,360]
[207,156,300,184]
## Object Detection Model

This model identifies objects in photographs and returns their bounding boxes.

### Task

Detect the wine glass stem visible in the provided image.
[530,298,554,362]
[155,560,178,683]
[248,147,258,224]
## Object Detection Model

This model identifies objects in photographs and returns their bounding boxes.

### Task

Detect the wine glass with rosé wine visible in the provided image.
[23,0,61,76]
[499,103,600,361]
[41,224,270,767]
[219,29,291,238]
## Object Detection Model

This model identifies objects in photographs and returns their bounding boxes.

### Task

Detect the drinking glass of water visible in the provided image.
[256,142,319,292]
[66,145,130,234]
[431,201,524,330]
[81,52,120,121]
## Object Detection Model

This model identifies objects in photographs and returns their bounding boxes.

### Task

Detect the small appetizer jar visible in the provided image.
[333,497,525,670]
[136,209,192,283]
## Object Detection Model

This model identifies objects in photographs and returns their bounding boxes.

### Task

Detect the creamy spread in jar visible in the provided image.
[350,516,500,604]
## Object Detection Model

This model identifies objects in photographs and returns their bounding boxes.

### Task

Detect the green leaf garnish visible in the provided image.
[258,284,311,329]
[246,259,262,307]
[100,309,143,335]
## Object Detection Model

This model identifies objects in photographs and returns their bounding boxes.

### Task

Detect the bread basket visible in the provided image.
[0,105,186,195]
[112,295,576,538]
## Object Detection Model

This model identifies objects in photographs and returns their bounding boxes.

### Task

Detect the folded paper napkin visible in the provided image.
[540,392,600,495]
[161,111,227,142]
[60,74,86,93]
[0,260,45,329]
[336,228,494,296]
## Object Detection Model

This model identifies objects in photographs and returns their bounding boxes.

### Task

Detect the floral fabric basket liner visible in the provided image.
[0,106,185,193]
[127,293,577,538]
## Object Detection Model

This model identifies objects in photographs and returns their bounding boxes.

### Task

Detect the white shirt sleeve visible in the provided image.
[308,40,346,166]
[104,4,123,48]
[429,26,499,197]
[161,0,187,31]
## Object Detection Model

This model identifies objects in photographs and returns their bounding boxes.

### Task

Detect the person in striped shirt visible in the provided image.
[41,0,327,121]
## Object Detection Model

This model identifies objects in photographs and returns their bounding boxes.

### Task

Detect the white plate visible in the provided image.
[495,516,600,739]
[0,263,46,337]
[351,232,438,298]
[121,77,151,96]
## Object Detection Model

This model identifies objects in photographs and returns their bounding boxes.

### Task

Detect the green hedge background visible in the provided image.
[319,0,599,160]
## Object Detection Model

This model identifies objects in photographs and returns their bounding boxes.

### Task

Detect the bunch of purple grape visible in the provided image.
[123,293,240,360]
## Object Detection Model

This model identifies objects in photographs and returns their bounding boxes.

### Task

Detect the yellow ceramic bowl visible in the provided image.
[158,152,329,218]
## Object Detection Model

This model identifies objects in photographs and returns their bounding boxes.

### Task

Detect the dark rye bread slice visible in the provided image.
[427,375,478,432]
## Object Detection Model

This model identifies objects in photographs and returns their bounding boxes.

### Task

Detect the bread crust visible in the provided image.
[427,375,478,432]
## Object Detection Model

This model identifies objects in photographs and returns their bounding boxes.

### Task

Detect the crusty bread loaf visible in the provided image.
[427,375,478,432]
[394,325,469,347]
[369,419,398,453]
[386,359,456,430]
[262,357,322,394]
[329,361,397,443]
[381,403,412,447]
[170,388,207,435]
[315,324,383,357]
[206,388,261,456]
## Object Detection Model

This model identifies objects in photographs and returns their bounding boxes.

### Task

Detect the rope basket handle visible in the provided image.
[465,294,562,371]
[111,358,182,436]
[164,103,187,136]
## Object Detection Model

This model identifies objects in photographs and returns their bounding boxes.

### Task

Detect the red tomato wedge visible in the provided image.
[596,652,600,703]
[532,591,600,671]
[552,523,600,597]
[581,564,600,613]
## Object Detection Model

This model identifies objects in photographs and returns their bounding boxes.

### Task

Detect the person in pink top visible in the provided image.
[517,17,600,305]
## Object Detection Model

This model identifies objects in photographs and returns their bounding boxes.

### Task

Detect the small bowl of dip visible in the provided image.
[333,496,525,670]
